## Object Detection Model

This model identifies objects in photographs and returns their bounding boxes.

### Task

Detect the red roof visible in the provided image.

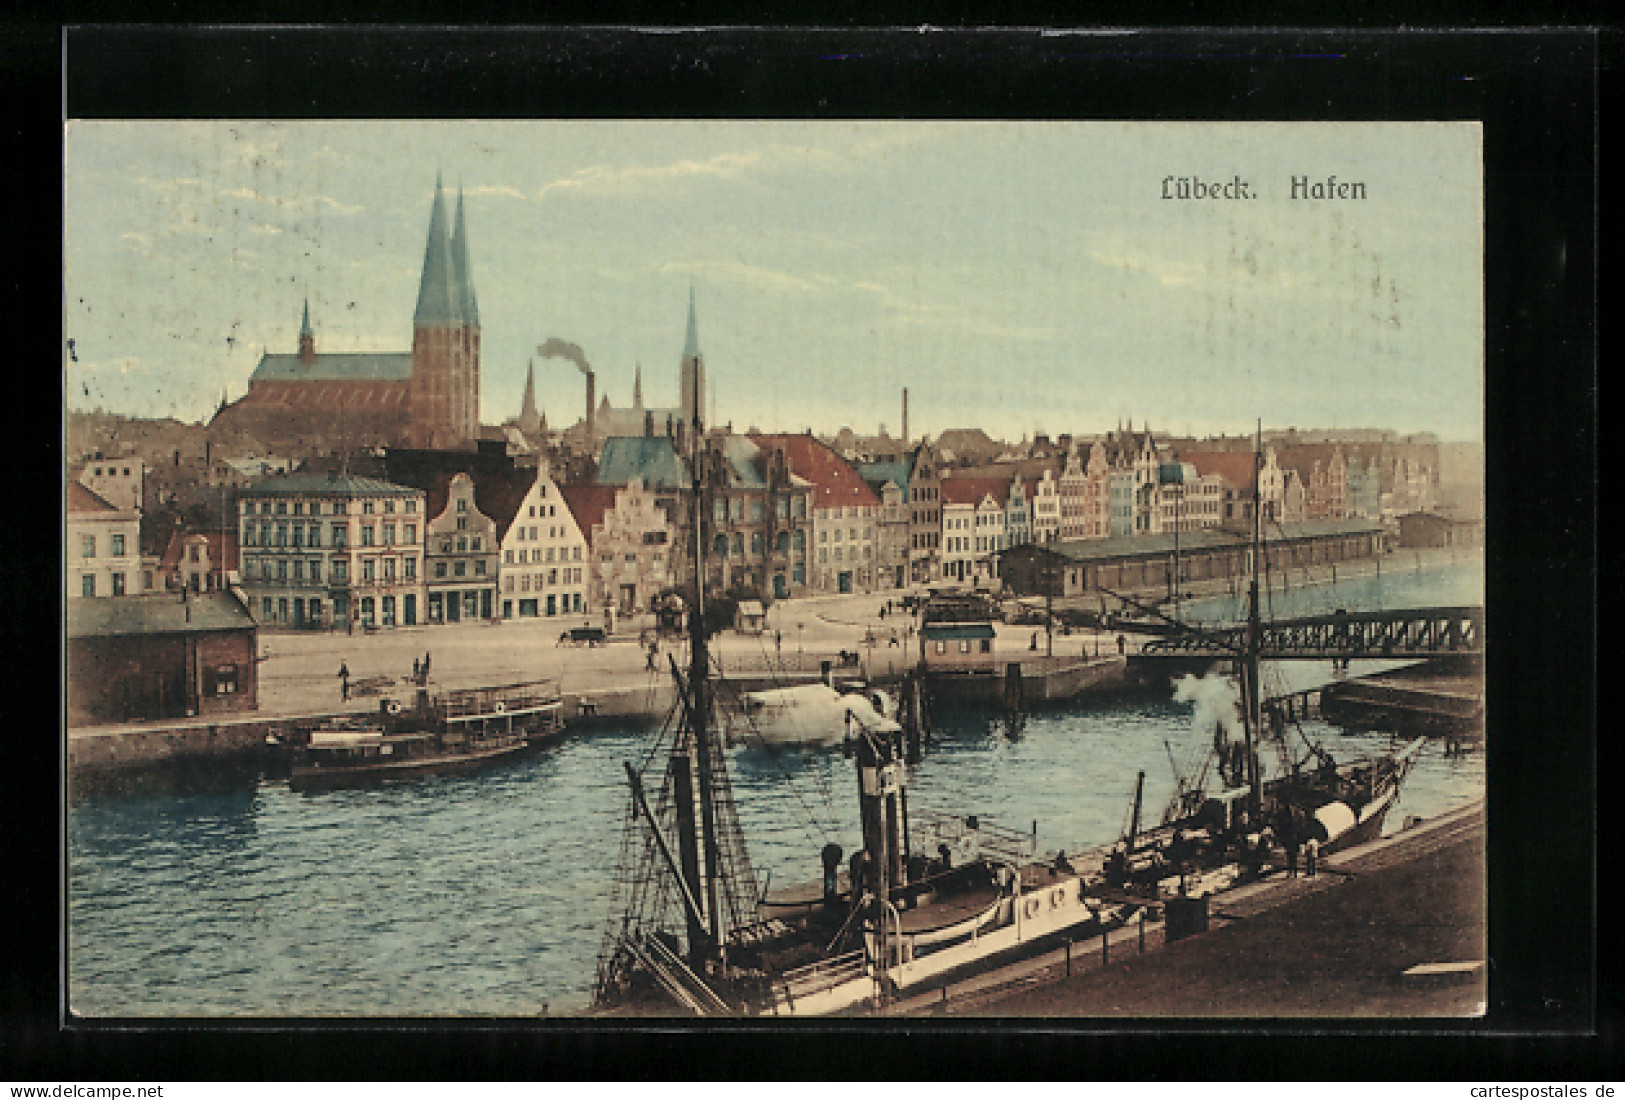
[1182,451,1259,491]
[941,476,1012,507]
[750,433,880,509]
[158,529,240,572]
[558,484,623,547]
[67,481,117,513]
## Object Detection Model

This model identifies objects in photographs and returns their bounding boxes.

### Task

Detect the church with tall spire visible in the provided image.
[209,173,483,454]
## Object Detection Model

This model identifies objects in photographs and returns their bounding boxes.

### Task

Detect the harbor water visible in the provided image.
[68,553,1484,1017]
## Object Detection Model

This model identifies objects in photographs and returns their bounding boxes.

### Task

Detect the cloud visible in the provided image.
[464,184,529,201]
[218,186,363,215]
[541,150,766,198]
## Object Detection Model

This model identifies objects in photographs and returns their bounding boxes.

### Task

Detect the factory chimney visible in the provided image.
[901,388,909,450]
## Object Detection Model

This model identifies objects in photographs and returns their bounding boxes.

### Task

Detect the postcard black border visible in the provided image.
[13,23,1605,1081]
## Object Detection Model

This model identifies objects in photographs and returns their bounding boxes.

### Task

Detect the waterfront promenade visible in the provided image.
[66,545,1477,753]
[888,798,1486,1018]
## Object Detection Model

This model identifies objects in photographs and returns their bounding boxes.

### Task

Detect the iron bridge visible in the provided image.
[1137,605,1484,660]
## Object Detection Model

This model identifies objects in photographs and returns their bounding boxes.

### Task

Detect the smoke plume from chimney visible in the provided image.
[538,338,591,376]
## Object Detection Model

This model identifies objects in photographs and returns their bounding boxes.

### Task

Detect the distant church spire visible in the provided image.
[633,362,644,409]
[518,359,541,436]
[298,298,316,363]
[413,172,457,328]
[679,286,705,428]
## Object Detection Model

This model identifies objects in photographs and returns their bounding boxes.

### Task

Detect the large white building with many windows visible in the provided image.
[238,474,427,630]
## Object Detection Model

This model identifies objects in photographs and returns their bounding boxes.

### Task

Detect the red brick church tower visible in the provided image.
[407,173,481,448]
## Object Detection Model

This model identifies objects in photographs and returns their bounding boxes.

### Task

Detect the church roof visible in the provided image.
[598,436,690,490]
[250,352,415,384]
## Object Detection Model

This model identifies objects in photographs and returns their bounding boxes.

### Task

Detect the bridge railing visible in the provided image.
[1139,606,1482,658]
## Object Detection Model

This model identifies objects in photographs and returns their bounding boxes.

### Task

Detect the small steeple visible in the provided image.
[413,172,457,328]
[518,359,541,437]
[298,298,316,364]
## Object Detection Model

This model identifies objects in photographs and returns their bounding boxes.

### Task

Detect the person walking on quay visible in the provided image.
[775,630,782,656]
[422,652,431,679]
[338,661,351,701]
[646,640,659,671]
[1116,633,1127,656]
[412,657,421,681]
[1305,836,1319,878]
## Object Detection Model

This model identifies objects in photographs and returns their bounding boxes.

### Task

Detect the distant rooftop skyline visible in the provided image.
[65,121,1484,443]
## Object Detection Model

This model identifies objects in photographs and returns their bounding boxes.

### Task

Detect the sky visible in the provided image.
[64,121,1483,443]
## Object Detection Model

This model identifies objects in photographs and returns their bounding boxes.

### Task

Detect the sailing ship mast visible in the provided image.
[1240,419,1266,824]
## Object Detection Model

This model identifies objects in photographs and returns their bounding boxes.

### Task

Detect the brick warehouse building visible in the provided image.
[209,173,481,454]
[67,589,259,724]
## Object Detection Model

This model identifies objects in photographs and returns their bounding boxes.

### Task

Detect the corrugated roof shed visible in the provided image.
[67,590,258,639]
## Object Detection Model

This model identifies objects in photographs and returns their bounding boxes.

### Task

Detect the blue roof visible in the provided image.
[858,460,911,502]
[597,437,691,489]
[250,352,414,383]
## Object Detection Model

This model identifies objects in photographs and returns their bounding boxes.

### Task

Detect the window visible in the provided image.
[333,525,348,548]
[212,664,239,695]
[332,559,348,581]
[456,498,467,512]
[276,525,288,547]
[276,502,288,515]
[383,525,395,546]
[292,526,304,548]
[405,501,415,514]
[361,527,375,547]
[310,560,322,583]
[505,550,514,564]
[384,558,396,581]
[245,525,258,547]
[293,501,304,516]
[363,501,375,514]
[456,516,467,531]
[113,534,127,557]
[456,536,467,553]
[385,501,395,514]
[292,559,304,581]
[111,573,125,596]
[474,559,486,575]
[471,536,481,551]
[435,562,448,578]
[262,597,273,618]
[404,525,415,545]
[404,557,416,579]
[334,501,347,514]
[276,560,287,581]
[453,561,465,578]
[81,535,96,558]
[362,559,375,582]
[309,526,321,548]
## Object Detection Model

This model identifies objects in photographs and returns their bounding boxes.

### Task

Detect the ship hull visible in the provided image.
[290,737,535,791]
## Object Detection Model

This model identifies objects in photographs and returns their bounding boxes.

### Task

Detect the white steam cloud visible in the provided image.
[1172,673,1242,742]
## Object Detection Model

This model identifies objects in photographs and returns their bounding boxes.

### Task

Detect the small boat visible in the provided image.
[289,680,565,791]
[730,682,899,747]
